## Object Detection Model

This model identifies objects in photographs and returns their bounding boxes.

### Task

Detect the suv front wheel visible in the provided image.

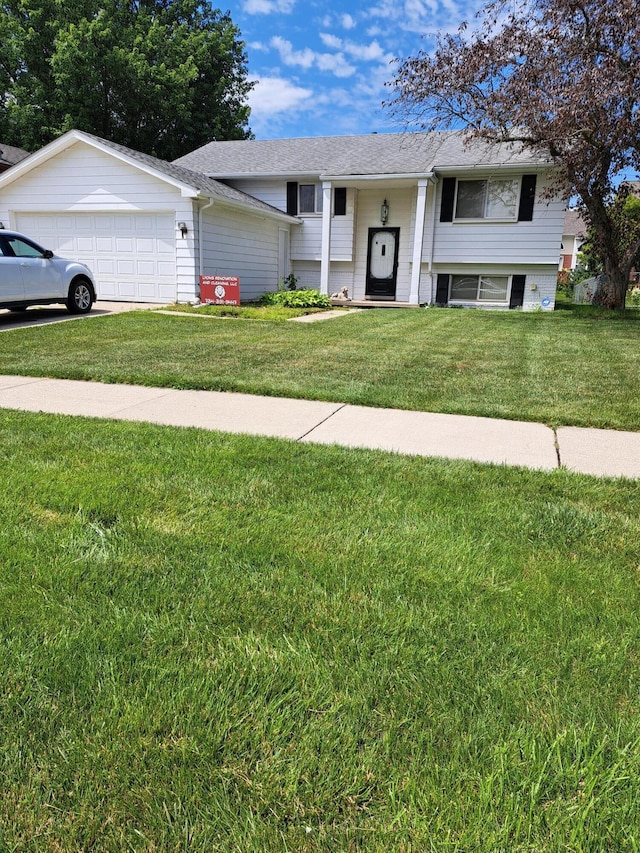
[67,278,94,314]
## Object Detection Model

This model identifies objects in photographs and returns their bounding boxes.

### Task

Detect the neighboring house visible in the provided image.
[176,132,565,310]
[560,208,587,271]
[0,144,30,175]
[0,129,566,308]
[0,130,299,303]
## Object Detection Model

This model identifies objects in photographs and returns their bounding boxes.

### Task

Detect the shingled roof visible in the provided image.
[0,143,30,170]
[173,131,551,178]
[74,131,297,219]
[563,208,588,238]
[0,130,298,222]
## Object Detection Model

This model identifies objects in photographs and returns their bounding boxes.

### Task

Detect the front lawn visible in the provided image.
[2,410,640,851]
[0,304,639,429]
[158,302,332,320]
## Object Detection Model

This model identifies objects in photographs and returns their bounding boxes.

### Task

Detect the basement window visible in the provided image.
[450,274,509,302]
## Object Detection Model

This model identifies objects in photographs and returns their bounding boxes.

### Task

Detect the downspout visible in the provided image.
[198,198,215,298]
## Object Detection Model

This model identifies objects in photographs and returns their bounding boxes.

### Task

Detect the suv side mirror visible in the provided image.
[43,249,54,259]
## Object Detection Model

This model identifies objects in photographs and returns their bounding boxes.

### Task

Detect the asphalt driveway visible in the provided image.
[0,300,157,330]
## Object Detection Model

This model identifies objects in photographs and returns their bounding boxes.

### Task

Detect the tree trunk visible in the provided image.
[593,265,629,310]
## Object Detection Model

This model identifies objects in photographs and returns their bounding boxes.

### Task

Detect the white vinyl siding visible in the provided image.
[429,265,558,310]
[224,178,286,210]
[291,192,354,262]
[0,143,195,302]
[227,178,355,263]
[431,172,565,266]
[293,186,418,301]
[200,204,283,302]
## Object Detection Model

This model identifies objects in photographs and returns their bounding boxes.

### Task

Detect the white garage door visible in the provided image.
[15,212,177,303]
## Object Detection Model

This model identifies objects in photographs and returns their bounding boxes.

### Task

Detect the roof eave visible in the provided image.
[0,129,201,197]
[198,194,301,225]
[434,161,553,175]
[321,171,436,182]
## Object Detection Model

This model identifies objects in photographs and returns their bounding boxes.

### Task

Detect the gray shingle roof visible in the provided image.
[73,131,298,220]
[563,208,588,237]
[0,143,30,167]
[173,131,550,178]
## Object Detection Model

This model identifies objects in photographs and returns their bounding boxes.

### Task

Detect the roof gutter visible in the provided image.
[434,162,550,176]
[321,172,436,182]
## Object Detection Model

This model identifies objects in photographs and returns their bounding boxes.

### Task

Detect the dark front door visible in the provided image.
[365,228,399,300]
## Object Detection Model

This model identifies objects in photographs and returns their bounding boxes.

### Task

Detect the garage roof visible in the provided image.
[0,130,300,224]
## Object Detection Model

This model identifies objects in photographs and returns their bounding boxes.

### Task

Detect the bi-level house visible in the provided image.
[0,129,565,309]
[177,132,564,310]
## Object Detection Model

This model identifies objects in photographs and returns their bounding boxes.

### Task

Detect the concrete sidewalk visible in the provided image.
[0,374,638,479]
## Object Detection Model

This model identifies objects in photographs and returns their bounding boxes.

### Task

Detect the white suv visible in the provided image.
[0,230,97,313]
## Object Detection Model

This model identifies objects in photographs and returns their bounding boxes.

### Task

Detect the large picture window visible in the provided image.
[450,274,509,302]
[455,178,519,220]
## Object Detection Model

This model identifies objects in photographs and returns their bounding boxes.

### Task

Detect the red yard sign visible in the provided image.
[199,275,241,306]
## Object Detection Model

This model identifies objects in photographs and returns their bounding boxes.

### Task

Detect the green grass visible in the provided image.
[158,302,331,320]
[1,409,640,851]
[1,304,639,429]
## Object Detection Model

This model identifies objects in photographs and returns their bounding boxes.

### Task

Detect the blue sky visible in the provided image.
[227,0,485,139]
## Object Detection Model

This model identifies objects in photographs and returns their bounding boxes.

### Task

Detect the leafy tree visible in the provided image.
[0,0,253,160]
[572,187,640,293]
[388,0,640,309]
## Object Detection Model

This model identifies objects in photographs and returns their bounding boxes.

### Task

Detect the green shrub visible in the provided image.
[260,288,331,308]
[279,272,299,291]
[627,287,640,308]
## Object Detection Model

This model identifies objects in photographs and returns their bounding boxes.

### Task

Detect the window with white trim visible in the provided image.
[455,178,519,220]
[299,183,323,214]
[450,274,510,303]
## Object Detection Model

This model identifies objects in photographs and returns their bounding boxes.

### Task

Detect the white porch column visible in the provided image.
[410,179,429,304]
[320,181,332,295]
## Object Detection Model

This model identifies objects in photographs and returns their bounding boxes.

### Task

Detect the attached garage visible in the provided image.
[14,212,176,302]
[0,130,299,304]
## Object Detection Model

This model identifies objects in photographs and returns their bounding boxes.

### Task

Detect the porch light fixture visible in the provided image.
[380,199,389,225]
[177,221,188,236]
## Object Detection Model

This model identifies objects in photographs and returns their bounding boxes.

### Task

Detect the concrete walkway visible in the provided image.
[0,374,638,479]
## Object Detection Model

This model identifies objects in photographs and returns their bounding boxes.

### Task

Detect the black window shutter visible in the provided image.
[510,275,526,308]
[440,178,456,222]
[334,187,347,216]
[286,182,298,216]
[435,274,450,305]
[517,175,537,221]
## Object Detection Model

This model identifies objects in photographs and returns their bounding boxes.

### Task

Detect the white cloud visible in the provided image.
[270,36,357,78]
[319,33,342,51]
[243,0,295,14]
[365,0,480,35]
[248,76,313,117]
[319,33,391,64]
[318,12,358,31]
[271,36,316,69]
